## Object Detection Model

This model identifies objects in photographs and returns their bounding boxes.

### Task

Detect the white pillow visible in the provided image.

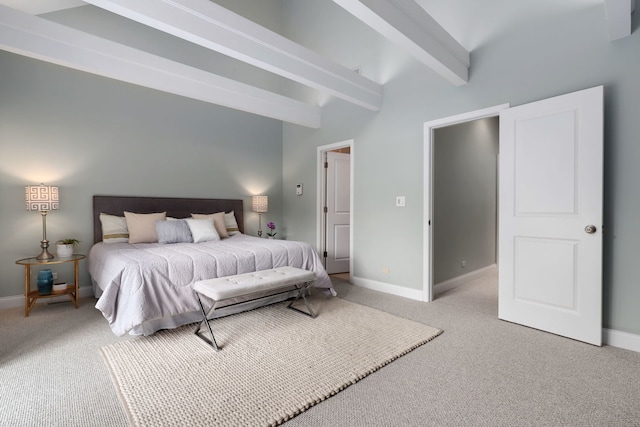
[224,211,241,235]
[124,211,166,244]
[191,212,229,238]
[185,218,220,243]
[100,213,129,243]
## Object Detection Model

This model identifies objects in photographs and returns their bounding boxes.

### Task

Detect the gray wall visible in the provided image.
[280,2,640,335]
[433,118,499,284]
[0,8,284,298]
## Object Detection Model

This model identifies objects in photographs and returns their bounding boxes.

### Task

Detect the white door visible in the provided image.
[498,86,603,345]
[325,151,351,274]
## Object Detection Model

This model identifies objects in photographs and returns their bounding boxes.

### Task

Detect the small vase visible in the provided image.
[37,269,54,295]
[268,236,275,239]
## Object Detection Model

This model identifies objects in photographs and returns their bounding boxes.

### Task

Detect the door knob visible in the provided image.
[585,225,597,234]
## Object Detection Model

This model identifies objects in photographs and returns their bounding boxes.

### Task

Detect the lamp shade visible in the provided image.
[252,195,268,213]
[26,185,59,211]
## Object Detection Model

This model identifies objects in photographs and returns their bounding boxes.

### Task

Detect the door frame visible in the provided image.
[423,104,509,302]
[317,140,354,274]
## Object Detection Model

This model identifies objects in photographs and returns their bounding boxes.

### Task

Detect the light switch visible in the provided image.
[396,196,405,207]
[296,184,303,196]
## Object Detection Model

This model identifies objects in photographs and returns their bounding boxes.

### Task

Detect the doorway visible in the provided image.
[317,140,354,277]
[423,104,509,302]
[432,117,499,295]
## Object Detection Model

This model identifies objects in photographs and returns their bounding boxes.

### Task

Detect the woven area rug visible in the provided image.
[101,297,442,426]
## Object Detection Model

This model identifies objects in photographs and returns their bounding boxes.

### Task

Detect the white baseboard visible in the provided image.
[0,286,95,311]
[350,275,424,301]
[433,264,497,296]
[603,328,640,353]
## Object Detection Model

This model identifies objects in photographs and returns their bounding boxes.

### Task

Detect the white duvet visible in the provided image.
[88,234,334,336]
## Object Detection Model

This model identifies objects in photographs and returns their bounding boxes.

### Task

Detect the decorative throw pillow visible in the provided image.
[191,212,229,238]
[155,219,193,244]
[124,211,166,244]
[224,211,241,235]
[99,213,129,243]
[184,218,220,243]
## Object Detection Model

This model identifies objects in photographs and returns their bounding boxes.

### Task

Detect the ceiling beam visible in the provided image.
[0,5,321,128]
[83,0,383,111]
[333,0,469,86]
[604,0,635,41]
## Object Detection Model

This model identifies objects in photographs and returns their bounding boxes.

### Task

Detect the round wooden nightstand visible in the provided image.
[15,254,86,317]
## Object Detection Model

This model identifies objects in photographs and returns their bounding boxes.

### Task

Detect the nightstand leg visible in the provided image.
[24,265,30,317]
[73,259,79,308]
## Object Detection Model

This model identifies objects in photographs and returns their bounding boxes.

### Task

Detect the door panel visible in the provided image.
[514,237,577,310]
[499,86,603,346]
[334,224,350,259]
[515,111,577,214]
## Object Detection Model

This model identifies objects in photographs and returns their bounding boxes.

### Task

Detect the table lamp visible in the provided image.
[251,195,268,237]
[26,184,59,260]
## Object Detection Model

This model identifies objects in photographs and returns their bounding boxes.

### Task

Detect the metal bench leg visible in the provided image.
[287,282,316,318]
[193,293,220,351]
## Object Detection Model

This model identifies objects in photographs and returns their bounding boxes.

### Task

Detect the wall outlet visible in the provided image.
[52,272,58,280]
[461,260,466,268]
[396,196,405,207]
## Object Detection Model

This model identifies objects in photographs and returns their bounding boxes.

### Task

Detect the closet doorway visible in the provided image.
[431,116,499,296]
[423,104,508,302]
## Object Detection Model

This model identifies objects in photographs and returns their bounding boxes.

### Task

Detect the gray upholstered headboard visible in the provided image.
[93,195,244,244]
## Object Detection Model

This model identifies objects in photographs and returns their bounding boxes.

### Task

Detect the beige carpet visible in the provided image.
[101,297,442,427]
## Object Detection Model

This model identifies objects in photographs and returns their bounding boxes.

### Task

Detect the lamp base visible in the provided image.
[35,240,55,261]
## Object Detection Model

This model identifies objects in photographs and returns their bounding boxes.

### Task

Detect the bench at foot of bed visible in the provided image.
[193,266,317,351]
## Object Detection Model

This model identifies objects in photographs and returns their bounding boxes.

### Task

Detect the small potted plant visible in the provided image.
[56,238,80,258]
[266,222,277,239]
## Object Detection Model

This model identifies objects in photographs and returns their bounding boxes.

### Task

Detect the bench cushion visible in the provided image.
[193,266,316,301]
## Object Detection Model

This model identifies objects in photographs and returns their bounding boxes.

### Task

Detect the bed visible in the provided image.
[88,195,334,336]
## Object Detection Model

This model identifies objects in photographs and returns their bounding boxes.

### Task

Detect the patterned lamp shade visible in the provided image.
[252,195,268,213]
[25,185,59,212]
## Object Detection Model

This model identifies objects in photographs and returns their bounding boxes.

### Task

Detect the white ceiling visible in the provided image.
[0,0,605,44]
[0,0,626,127]
[0,0,84,14]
